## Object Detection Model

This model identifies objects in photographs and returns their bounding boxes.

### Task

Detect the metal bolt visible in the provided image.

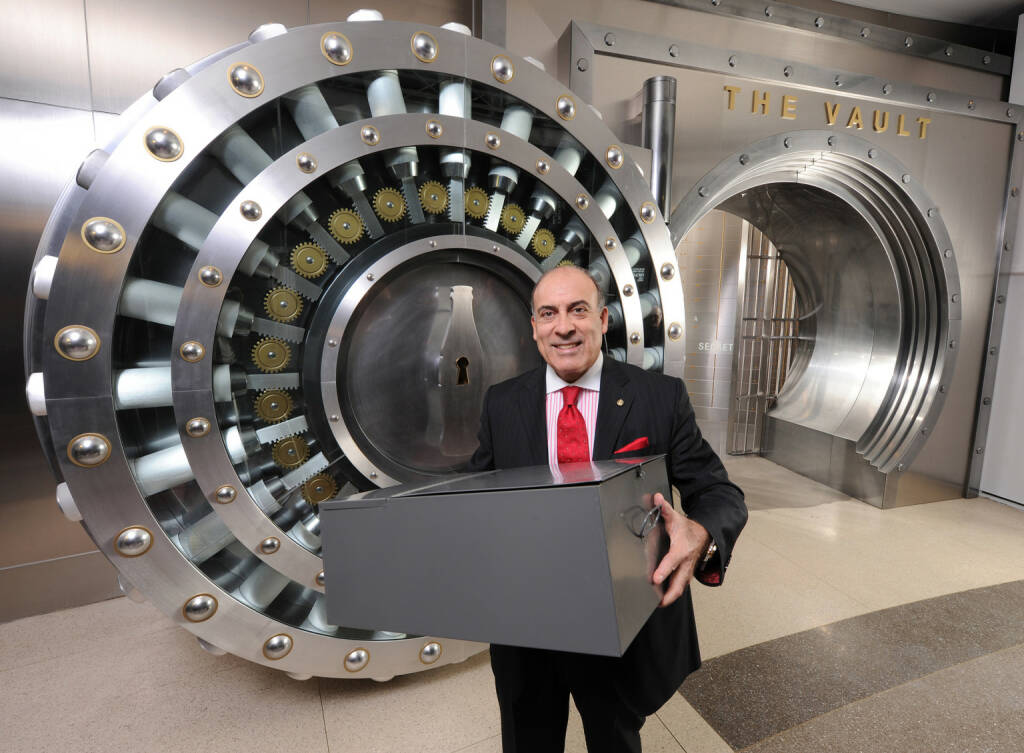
[361,125,380,145]
[239,200,262,220]
[967,99,976,111]
[997,295,1006,304]
[739,153,749,165]
[606,145,624,169]
[983,397,992,406]
[698,186,708,197]
[927,92,936,103]
[783,137,792,148]
[604,32,616,46]
[315,571,326,587]
[860,27,870,38]
[199,266,223,286]
[322,32,353,65]
[492,55,515,82]
[976,447,985,455]
[420,642,442,664]
[345,648,370,672]
[485,132,501,150]
[904,36,913,47]
[783,65,793,77]
[179,341,205,362]
[296,152,317,173]
[115,526,152,557]
[68,433,111,467]
[764,6,772,17]
[82,217,126,254]
[55,325,100,361]
[951,293,960,303]
[183,594,217,622]
[411,31,438,62]
[834,75,842,87]
[945,46,954,57]
[228,63,264,97]
[668,44,679,58]
[989,346,998,356]
[185,417,211,438]
[983,55,992,65]
[259,537,281,554]
[215,485,237,504]
[882,83,892,95]
[576,58,588,72]
[144,127,183,161]
[263,634,293,660]
[556,95,576,121]
[728,55,737,67]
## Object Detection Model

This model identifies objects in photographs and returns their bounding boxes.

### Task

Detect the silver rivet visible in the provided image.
[983,55,992,65]
[668,322,683,340]
[330,414,340,422]
[927,208,937,217]
[605,237,617,251]
[297,152,317,173]
[179,341,205,362]
[411,31,438,62]
[183,594,217,622]
[228,63,264,97]
[952,293,960,303]
[321,32,353,65]
[491,55,515,83]
[997,294,1006,304]
[629,331,641,344]
[764,6,772,17]
[868,148,877,159]
[927,91,936,103]
[68,432,111,467]
[939,385,946,393]
[990,346,998,356]
[81,217,126,254]
[860,27,870,38]
[661,263,675,280]
[315,571,326,587]
[976,446,985,455]
[576,58,589,72]
[370,471,378,479]
[882,83,892,95]
[897,463,905,471]
[1018,132,1024,142]
[783,65,793,77]
[429,240,437,248]
[604,32,616,46]
[814,16,824,27]
[728,55,737,67]
[901,174,911,184]
[485,132,501,150]
[1007,108,1015,119]
[361,125,380,146]
[144,127,183,161]
[366,273,375,281]
[783,137,792,148]
[576,194,590,210]
[904,36,913,47]
[327,338,338,348]
[739,153,749,165]
[240,200,262,220]
[834,74,842,87]
[215,485,237,504]
[827,136,835,147]
[556,95,576,121]
[426,119,443,139]
[536,159,550,174]
[263,634,293,660]
[698,186,708,197]
[640,202,656,223]
[55,325,100,361]
[968,99,976,111]
[668,44,679,57]
[949,340,957,349]
[711,0,720,5]
[623,284,634,297]
[345,647,370,672]
[983,397,992,406]
[199,265,223,286]
[259,537,281,554]
[606,145,624,169]
[185,417,211,438]
[115,526,152,557]
[944,249,953,258]
[491,245,500,253]
[420,642,442,664]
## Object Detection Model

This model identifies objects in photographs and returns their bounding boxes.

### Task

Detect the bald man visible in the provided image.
[468,265,747,753]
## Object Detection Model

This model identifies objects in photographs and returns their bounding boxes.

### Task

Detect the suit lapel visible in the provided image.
[515,367,548,466]
[593,359,634,460]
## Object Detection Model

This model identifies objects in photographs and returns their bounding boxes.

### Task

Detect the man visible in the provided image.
[468,265,747,753]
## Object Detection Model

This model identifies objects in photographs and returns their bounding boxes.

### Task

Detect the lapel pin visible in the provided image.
[616,398,624,406]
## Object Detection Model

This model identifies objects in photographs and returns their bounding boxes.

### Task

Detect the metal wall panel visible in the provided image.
[84,0,310,113]
[0,0,91,109]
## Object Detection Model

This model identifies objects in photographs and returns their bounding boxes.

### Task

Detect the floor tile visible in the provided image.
[564,702,683,752]
[655,692,732,753]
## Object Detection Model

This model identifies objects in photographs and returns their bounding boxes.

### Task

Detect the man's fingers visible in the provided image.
[652,550,682,585]
[659,565,691,607]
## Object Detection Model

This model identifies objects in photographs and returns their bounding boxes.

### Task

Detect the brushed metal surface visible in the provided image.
[0,0,91,109]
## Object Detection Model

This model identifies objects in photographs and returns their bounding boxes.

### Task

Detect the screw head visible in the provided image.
[728,55,737,68]
[199,265,223,286]
[183,594,218,622]
[668,44,679,57]
[661,263,675,280]
[426,119,443,139]
[215,485,237,504]
[814,16,824,27]
[629,332,641,345]
[55,325,100,361]
[321,32,353,65]
[115,526,153,557]
[259,537,281,554]
[345,648,370,672]
[411,31,439,62]
[968,99,976,111]
[263,634,293,660]
[983,397,992,406]
[296,152,317,173]
[185,417,211,438]
[606,145,624,169]
[420,642,442,664]
[315,571,326,587]
[623,284,635,297]
[882,83,893,95]
[536,159,550,175]
[576,57,588,72]
[783,137,792,148]
[360,125,380,146]
[668,322,683,340]
[179,341,205,362]
[81,217,126,254]
[144,127,183,161]
[228,63,264,97]
[556,95,576,121]
[927,92,936,103]
[951,293,960,303]
[239,200,262,220]
[576,194,590,210]
[640,202,657,223]
[860,27,870,38]
[901,174,912,184]
[604,32,616,46]
[904,36,914,48]
[68,432,111,467]
[491,55,515,83]
[485,132,501,150]
[604,237,617,251]
[698,186,708,198]
[739,153,750,165]
[783,65,793,77]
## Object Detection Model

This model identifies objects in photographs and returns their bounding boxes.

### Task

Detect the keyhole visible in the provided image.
[456,356,470,385]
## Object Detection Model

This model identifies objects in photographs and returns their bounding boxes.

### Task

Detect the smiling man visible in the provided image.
[468,265,747,753]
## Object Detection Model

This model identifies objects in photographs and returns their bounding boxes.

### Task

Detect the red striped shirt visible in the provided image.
[545,354,602,469]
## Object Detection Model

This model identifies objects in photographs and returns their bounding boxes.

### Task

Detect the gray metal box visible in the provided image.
[320,456,669,657]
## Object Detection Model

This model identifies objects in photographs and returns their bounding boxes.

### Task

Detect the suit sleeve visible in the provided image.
[465,386,496,472]
[667,378,747,586]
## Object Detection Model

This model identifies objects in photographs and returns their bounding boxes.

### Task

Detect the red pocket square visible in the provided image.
[614,436,650,454]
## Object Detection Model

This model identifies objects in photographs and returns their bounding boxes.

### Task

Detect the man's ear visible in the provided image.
[530,316,538,342]
[599,306,609,334]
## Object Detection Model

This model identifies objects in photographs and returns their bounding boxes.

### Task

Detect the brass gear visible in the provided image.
[373,187,406,222]
[557,260,577,267]
[328,208,364,244]
[272,436,309,468]
[499,203,526,234]
[290,242,328,279]
[419,181,449,214]
[251,337,291,372]
[264,287,303,323]
[531,228,556,258]
[254,389,293,423]
[302,473,338,506]
[464,186,489,219]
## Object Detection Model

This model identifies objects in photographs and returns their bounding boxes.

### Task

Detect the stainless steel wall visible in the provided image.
[0,0,470,622]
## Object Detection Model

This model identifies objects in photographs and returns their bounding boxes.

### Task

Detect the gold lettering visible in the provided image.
[873,110,889,133]
[781,94,798,120]
[846,106,863,130]
[752,90,770,115]
[724,85,741,111]
[917,116,931,139]
[825,101,840,126]
[897,114,910,136]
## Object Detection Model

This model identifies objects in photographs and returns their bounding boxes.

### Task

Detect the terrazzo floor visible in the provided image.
[2,455,1023,753]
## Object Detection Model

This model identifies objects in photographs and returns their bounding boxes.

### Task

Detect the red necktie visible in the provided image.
[557,386,590,465]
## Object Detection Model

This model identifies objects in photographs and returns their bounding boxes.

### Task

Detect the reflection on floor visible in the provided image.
[1,456,1023,753]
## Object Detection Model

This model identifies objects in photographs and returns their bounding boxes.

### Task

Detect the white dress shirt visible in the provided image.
[544,352,603,467]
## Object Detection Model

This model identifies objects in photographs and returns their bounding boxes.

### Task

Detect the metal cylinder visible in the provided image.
[641,76,676,218]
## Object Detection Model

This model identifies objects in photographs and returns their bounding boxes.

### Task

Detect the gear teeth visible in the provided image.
[328,208,365,244]
[464,186,489,219]
[272,436,310,469]
[264,287,303,323]
[254,389,293,423]
[302,473,338,506]
[531,228,556,258]
[419,180,449,214]
[290,242,328,279]
[373,187,406,222]
[499,203,526,234]
[557,259,577,267]
[251,337,292,373]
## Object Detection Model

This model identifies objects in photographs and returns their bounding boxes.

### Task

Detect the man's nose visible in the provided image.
[553,312,575,335]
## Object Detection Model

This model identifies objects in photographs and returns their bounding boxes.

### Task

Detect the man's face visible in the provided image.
[531,267,608,383]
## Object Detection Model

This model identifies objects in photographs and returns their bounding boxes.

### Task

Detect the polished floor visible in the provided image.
[2,456,1023,753]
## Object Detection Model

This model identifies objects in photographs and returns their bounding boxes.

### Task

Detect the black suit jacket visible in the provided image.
[467,357,747,715]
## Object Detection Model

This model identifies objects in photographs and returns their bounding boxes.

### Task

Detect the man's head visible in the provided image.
[531,265,608,383]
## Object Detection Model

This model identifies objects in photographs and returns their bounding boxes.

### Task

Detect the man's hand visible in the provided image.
[651,493,711,607]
